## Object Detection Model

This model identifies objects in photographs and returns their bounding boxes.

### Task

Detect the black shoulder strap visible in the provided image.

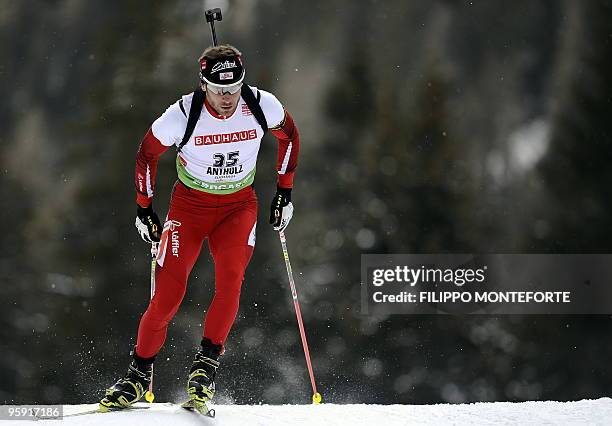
[177,88,205,152]
[241,85,268,135]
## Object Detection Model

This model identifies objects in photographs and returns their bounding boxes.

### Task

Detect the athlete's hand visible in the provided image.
[135,204,162,243]
[269,187,294,232]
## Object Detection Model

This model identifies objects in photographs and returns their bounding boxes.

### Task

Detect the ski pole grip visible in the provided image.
[205,8,222,23]
[204,8,222,46]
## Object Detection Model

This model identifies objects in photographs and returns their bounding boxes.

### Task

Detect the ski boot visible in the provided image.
[183,338,222,416]
[99,352,154,411]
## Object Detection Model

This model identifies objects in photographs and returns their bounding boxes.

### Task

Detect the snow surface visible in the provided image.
[2,399,612,425]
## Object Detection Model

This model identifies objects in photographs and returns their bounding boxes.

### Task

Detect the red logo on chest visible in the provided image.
[194,129,257,146]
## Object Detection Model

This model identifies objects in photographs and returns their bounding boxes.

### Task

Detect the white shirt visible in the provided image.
[151,86,285,194]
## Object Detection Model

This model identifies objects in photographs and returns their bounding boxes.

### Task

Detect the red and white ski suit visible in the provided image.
[133,87,299,358]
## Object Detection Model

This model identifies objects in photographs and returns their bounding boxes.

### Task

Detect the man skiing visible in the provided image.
[99,44,299,411]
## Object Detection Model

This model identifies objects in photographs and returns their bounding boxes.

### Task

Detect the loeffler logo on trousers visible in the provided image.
[171,229,180,257]
[166,220,181,257]
[157,220,182,267]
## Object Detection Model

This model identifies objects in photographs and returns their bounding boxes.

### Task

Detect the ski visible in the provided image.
[34,401,214,420]
[181,399,216,418]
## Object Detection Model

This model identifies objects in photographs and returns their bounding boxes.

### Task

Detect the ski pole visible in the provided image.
[278,230,322,404]
[144,242,159,403]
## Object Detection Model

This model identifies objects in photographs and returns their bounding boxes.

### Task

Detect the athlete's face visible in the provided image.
[204,84,241,117]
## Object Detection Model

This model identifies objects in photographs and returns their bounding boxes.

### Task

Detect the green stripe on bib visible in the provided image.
[176,156,256,194]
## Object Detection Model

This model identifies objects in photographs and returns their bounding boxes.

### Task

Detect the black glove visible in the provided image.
[269,187,294,232]
[135,204,161,243]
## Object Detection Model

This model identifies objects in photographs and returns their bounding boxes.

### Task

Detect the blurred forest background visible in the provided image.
[2,0,612,406]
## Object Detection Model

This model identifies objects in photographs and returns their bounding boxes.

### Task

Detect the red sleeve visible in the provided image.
[270,110,300,189]
[135,128,169,207]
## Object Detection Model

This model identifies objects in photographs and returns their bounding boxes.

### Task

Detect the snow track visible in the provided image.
[1,399,611,425]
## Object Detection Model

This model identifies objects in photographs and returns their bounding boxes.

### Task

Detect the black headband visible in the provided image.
[199,55,245,86]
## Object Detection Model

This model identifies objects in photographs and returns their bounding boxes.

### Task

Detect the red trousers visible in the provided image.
[135,182,257,359]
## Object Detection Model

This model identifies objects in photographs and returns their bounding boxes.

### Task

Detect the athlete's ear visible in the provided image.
[201,83,207,92]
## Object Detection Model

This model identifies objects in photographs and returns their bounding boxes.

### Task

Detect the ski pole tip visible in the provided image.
[145,391,155,403]
[312,392,322,404]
